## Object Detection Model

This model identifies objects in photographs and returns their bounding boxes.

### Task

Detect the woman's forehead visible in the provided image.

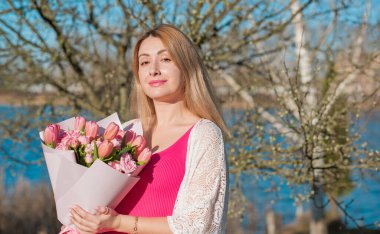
[138,37,167,55]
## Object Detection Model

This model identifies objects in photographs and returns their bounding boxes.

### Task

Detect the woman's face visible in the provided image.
[138,36,184,103]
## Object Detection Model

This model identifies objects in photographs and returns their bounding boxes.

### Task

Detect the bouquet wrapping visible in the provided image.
[39,113,148,228]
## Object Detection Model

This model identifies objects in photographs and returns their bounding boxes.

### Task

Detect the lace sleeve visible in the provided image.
[167,120,228,234]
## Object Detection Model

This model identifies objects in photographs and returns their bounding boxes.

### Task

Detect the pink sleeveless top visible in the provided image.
[110,125,194,232]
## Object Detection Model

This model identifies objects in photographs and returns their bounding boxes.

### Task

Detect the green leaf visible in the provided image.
[119,147,131,155]
[103,156,114,162]
[93,142,99,161]
[78,144,85,155]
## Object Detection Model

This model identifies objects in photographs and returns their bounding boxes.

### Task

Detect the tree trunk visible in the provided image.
[266,209,281,234]
[310,182,327,234]
[310,146,327,234]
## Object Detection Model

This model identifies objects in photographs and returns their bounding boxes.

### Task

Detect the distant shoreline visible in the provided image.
[0,89,252,109]
[1,89,378,111]
[0,90,67,106]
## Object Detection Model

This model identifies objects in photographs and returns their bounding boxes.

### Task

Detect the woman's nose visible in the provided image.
[149,60,161,76]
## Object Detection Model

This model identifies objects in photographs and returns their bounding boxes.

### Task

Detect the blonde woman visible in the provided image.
[70,24,229,234]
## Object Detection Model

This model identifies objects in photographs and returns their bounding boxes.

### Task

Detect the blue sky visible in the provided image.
[0,0,378,66]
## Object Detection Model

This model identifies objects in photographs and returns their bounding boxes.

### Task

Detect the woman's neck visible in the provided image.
[153,100,186,126]
[152,100,198,127]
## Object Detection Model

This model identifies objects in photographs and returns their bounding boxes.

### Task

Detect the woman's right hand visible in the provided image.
[70,205,121,233]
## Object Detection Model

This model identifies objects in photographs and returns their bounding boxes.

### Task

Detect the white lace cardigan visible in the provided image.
[123,119,228,234]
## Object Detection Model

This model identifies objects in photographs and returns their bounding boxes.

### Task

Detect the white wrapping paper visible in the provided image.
[40,113,143,227]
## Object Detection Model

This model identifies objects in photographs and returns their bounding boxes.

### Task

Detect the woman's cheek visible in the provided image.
[138,70,145,82]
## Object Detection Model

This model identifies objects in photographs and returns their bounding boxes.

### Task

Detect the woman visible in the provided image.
[69,24,229,234]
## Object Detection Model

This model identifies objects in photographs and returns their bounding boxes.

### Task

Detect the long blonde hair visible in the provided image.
[131,24,228,136]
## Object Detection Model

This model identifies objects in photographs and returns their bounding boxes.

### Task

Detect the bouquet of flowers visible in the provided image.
[39,113,150,228]
[43,115,151,174]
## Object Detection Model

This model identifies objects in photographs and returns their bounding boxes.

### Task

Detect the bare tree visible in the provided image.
[226,0,380,233]
[1,0,379,233]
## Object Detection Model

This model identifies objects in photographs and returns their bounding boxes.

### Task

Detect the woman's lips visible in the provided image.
[148,80,167,87]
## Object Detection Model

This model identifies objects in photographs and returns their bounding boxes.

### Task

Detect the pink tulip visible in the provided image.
[124,130,136,144]
[44,124,60,147]
[98,140,114,159]
[75,116,86,131]
[85,121,99,139]
[104,122,120,140]
[137,148,152,163]
[117,129,126,138]
[131,135,146,155]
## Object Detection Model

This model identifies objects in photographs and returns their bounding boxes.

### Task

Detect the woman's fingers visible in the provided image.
[70,213,94,233]
[71,205,98,223]
[70,205,99,232]
[71,211,96,233]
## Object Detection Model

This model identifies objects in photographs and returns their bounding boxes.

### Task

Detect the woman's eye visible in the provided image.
[140,61,149,66]
[162,58,171,62]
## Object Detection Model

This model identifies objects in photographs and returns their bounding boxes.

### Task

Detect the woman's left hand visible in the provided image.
[70,205,120,234]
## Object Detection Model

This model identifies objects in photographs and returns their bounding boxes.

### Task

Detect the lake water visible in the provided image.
[1,105,379,233]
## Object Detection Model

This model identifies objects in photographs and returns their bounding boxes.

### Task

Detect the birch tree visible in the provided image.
[226,0,380,232]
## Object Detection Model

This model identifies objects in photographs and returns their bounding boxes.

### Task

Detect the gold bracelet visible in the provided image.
[132,216,138,234]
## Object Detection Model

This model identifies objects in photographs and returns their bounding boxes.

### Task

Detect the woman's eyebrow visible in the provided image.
[138,49,167,59]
